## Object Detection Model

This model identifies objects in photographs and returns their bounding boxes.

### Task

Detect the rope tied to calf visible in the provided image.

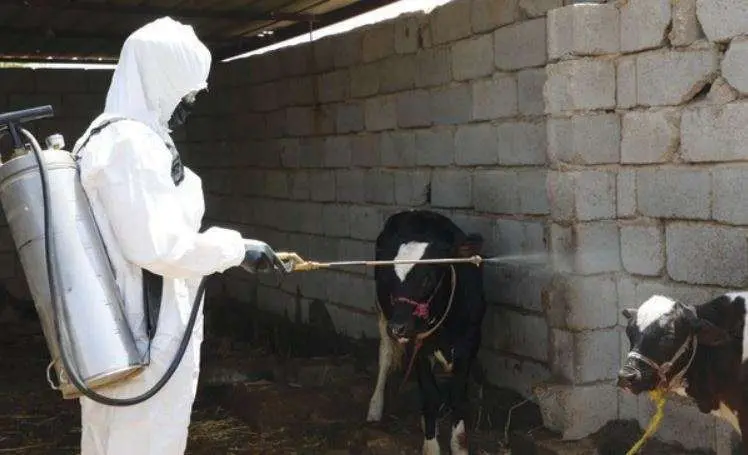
[626,389,667,455]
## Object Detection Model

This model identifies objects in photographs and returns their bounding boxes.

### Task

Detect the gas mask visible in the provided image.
[168,90,200,130]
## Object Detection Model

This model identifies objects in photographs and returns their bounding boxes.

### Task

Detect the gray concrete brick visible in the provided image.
[455,123,499,165]
[309,171,336,202]
[505,310,549,362]
[472,0,518,33]
[547,3,620,60]
[286,106,314,137]
[494,18,547,70]
[364,95,397,131]
[518,68,546,115]
[472,74,518,121]
[298,138,326,168]
[620,0,671,52]
[322,204,351,238]
[667,223,748,286]
[575,221,621,274]
[416,128,454,166]
[478,350,551,399]
[350,134,380,167]
[713,166,748,225]
[289,171,310,200]
[333,31,362,68]
[365,170,395,204]
[669,0,703,47]
[722,39,748,95]
[621,223,664,276]
[430,0,472,45]
[430,84,472,125]
[378,55,416,93]
[696,0,748,43]
[284,76,316,106]
[621,109,680,164]
[415,47,452,88]
[280,138,301,168]
[497,120,547,166]
[547,274,619,330]
[380,131,417,167]
[336,101,365,134]
[394,170,431,206]
[324,136,352,168]
[548,172,575,222]
[474,170,549,214]
[494,219,547,256]
[547,114,620,164]
[297,202,325,235]
[335,169,366,203]
[264,171,289,199]
[362,23,395,62]
[314,105,336,136]
[452,34,494,81]
[637,48,719,107]
[349,206,383,241]
[706,76,740,106]
[313,37,335,73]
[350,63,380,98]
[576,171,617,221]
[432,169,473,208]
[394,15,420,54]
[574,329,621,383]
[681,102,748,162]
[545,59,616,113]
[396,90,431,128]
[520,0,563,17]
[617,169,636,218]
[280,45,313,78]
[637,168,711,219]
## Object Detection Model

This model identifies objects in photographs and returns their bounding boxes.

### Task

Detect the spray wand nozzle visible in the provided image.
[275,252,484,273]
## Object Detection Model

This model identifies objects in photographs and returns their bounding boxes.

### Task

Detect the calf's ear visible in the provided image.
[692,318,732,346]
[621,308,637,321]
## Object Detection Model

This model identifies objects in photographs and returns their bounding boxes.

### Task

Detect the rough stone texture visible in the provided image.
[547,274,619,330]
[636,48,719,107]
[706,76,740,105]
[713,166,748,225]
[545,59,616,113]
[547,114,620,164]
[432,170,472,208]
[547,3,620,60]
[430,0,472,45]
[616,55,637,109]
[452,34,494,81]
[696,0,748,43]
[496,121,547,165]
[681,102,748,162]
[533,382,618,440]
[669,0,704,47]
[455,123,499,165]
[518,68,546,115]
[621,109,680,163]
[619,0,671,53]
[472,74,518,120]
[471,0,518,33]
[621,224,665,276]
[636,167,711,219]
[520,0,563,18]
[494,18,548,70]
[721,38,748,95]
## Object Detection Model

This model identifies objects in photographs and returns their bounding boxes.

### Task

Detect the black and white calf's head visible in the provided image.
[618,295,732,394]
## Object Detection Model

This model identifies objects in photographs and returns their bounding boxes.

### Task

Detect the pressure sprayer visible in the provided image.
[0,105,210,406]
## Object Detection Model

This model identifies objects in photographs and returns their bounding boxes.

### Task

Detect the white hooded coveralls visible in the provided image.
[72,17,246,455]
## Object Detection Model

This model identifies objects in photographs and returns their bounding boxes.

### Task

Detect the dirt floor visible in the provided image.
[0,295,727,455]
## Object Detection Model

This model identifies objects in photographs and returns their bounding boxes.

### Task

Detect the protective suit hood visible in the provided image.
[103,17,211,136]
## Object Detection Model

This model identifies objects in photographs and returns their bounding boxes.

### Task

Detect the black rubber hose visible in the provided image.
[22,127,207,406]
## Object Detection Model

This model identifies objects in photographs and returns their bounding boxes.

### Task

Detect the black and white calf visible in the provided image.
[366,210,487,455]
[618,293,748,446]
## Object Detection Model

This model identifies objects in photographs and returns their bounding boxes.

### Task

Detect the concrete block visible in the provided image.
[547,114,620,164]
[544,59,616,113]
[380,131,417,167]
[667,223,748,286]
[430,0,472,45]
[298,138,326,168]
[696,0,748,43]
[362,23,394,62]
[722,39,748,95]
[350,134,380,168]
[364,95,397,131]
[336,101,365,134]
[621,224,665,276]
[364,170,395,205]
[636,48,719,107]
[378,55,415,93]
[350,63,380,98]
[494,219,547,256]
[534,382,619,440]
[497,120,547,166]
[520,0,563,17]
[474,170,549,214]
[314,104,336,136]
[669,0,704,47]
[333,32,362,68]
[713,166,748,225]
[280,138,301,168]
[552,329,620,383]
[430,84,472,125]
[455,123,499,165]
[286,107,314,137]
[489,264,551,312]
[416,129,454,166]
[432,169,473,208]
[335,169,366,203]
[548,172,575,222]
[518,68,546,115]
[317,70,349,103]
[324,136,352,168]
[575,221,621,274]
[494,18,547,70]
[576,171,617,221]
[478,350,551,398]
[284,76,316,106]
[706,76,740,106]
[505,310,549,362]
[472,74,518,121]
[682,102,748,162]
[309,171,336,202]
[637,167,711,219]
[313,37,335,73]
[452,34,494,81]
[547,274,619,330]
[394,15,420,54]
[297,203,325,235]
[415,47,452,88]
[621,109,680,164]
[547,3,620,60]
[322,205,350,238]
[396,90,431,128]
[264,171,289,198]
[349,206,383,241]
[618,168,636,218]
[619,0,671,53]
[472,0,518,33]
[394,170,431,206]
[616,55,637,109]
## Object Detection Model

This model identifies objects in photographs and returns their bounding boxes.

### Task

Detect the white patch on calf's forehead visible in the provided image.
[636,295,677,330]
[394,241,429,281]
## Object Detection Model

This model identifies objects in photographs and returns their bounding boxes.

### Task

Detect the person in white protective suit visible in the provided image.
[71,16,287,455]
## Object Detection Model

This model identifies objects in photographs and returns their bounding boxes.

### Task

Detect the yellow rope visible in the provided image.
[626,388,667,455]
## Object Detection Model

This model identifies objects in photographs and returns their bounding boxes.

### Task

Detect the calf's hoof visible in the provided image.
[366,401,383,422]
[422,437,441,455]
[450,421,469,455]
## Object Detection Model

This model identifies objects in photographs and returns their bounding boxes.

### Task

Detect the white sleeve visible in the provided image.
[82,122,246,279]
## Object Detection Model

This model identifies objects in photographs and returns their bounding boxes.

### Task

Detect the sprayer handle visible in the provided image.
[275,252,324,272]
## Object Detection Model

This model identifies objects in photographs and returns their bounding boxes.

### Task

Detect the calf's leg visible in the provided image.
[448,357,472,455]
[367,314,396,422]
[417,354,442,455]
